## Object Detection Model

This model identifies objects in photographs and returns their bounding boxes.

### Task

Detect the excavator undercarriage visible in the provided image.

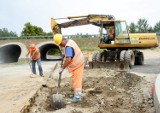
[88,49,144,71]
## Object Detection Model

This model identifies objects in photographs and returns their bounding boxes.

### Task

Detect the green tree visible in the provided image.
[136,18,149,33]
[21,22,46,36]
[153,21,160,32]
[148,26,154,33]
[129,22,136,33]
[46,32,52,36]
[0,28,17,37]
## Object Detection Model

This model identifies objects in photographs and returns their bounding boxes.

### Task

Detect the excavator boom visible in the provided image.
[51,14,115,34]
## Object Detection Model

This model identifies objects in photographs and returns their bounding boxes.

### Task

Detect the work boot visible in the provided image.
[30,74,37,78]
[40,74,44,77]
[71,93,82,103]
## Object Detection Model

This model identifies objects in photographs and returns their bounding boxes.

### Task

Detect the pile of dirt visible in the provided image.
[22,68,155,113]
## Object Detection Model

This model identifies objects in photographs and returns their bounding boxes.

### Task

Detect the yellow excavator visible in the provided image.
[51,14,159,71]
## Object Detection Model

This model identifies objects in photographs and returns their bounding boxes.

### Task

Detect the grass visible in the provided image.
[0,37,100,52]
[71,37,100,51]
[0,36,159,52]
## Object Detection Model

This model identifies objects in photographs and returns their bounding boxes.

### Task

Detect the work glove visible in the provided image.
[59,68,64,74]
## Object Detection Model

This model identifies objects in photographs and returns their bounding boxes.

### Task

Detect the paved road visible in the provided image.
[131,49,160,75]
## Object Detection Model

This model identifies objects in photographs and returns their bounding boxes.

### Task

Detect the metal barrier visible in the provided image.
[0,34,99,40]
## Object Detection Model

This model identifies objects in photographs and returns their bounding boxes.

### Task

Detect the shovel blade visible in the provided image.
[50,94,65,110]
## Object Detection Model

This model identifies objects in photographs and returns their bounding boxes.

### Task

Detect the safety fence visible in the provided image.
[0,34,99,40]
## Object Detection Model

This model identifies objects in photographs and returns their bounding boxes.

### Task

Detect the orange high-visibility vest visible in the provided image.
[29,48,40,60]
[64,39,84,72]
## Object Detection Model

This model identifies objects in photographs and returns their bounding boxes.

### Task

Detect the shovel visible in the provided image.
[50,55,65,110]
[27,57,33,74]
[50,72,64,110]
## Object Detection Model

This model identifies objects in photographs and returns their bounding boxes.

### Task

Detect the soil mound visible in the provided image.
[23,68,155,113]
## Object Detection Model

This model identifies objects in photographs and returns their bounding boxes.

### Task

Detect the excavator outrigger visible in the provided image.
[51,14,159,71]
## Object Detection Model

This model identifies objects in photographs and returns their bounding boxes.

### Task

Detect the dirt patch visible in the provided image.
[21,68,155,113]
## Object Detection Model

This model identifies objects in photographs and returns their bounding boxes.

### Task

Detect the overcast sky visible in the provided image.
[0,0,160,36]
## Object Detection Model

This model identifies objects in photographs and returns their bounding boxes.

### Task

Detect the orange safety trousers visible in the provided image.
[72,63,84,93]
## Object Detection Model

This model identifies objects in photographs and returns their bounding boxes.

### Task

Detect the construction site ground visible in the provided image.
[0,48,160,113]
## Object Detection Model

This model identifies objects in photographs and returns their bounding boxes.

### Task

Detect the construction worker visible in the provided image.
[102,27,115,44]
[108,26,115,43]
[54,34,85,103]
[26,44,43,77]
[108,26,115,38]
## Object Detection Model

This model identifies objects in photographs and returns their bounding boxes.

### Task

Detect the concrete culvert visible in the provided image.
[0,41,62,64]
[0,42,28,64]
[37,41,62,61]
[0,44,21,63]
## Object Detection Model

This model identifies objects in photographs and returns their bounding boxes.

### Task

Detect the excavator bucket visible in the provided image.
[88,61,130,72]
[51,18,61,34]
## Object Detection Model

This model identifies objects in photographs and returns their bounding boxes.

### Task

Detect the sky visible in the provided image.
[0,0,160,36]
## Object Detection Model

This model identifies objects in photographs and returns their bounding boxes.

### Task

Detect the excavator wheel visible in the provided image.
[135,52,144,65]
[108,51,116,61]
[120,50,126,61]
[124,50,135,68]
[96,52,103,62]
[134,57,138,65]
[137,52,144,65]
[102,51,107,62]
[92,52,98,62]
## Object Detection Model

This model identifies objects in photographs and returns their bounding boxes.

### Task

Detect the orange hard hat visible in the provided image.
[30,44,36,49]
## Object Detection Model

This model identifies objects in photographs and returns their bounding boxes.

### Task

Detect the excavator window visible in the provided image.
[101,26,115,44]
[115,21,128,37]
[115,21,130,44]
[115,22,121,36]
[121,22,128,34]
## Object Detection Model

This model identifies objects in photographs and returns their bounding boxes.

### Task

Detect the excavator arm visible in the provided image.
[51,14,115,34]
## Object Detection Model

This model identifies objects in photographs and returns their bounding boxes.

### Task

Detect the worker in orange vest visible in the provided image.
[54,34,85,103]
[26,44,43,77]
[108,26,115,44]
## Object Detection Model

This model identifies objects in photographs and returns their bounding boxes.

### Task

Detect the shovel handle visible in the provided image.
[27,58,32,72]
[56,53,64,93]
[61,55,64,67]
[57,73,62,94]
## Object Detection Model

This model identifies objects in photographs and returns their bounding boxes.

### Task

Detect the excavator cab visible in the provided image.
[99,20,130,45]
[100,25,115,44]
